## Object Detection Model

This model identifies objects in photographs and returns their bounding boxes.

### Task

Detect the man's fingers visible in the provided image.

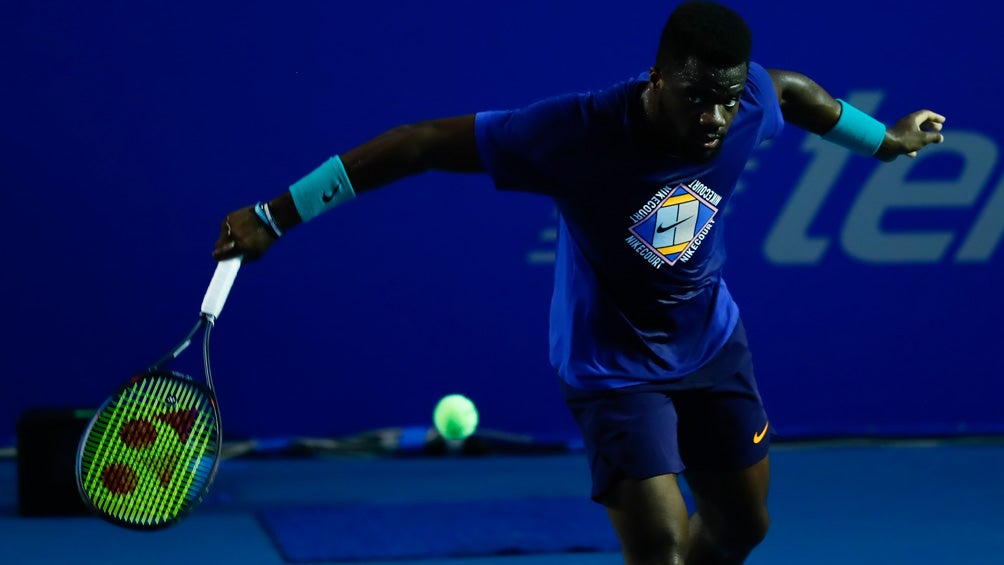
[913,110,946,127]
[922,120,943,132]
[904,110,946,151]
[212,239,237,261]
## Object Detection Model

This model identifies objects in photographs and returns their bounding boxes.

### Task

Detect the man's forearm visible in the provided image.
[267,115,482,233]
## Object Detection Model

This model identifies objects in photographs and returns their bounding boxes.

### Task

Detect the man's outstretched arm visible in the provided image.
[766,68,945,161]
[213,114,481,262]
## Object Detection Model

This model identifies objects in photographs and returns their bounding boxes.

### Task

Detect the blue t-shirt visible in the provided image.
[475,62,784,390]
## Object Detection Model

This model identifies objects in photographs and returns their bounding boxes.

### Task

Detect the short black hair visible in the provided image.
[655,1,752,70]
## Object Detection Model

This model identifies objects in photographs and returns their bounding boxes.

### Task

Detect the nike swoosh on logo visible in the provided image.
[656,215,694,234]
[753,421,769,444]
[321,188,336,203]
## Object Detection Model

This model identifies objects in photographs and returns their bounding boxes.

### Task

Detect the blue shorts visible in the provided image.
[561,320,770,502]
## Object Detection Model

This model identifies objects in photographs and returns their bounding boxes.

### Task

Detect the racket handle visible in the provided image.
[201,257,242,320]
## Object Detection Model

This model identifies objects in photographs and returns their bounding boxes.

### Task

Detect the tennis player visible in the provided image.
[213,2,945,562]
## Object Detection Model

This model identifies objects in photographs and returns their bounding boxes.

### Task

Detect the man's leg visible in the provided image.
[684,455,771,564]
[672,319,771,563]
[603,473,692,565]
[562,381,691,564]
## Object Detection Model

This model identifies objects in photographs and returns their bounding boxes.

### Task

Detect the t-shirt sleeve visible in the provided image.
[746,61,784,143]
[475,93,587,196]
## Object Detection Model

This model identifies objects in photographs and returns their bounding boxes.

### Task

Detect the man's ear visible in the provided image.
[648,66,662,87]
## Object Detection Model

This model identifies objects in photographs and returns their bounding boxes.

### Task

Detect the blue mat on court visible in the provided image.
[258,497,625,561]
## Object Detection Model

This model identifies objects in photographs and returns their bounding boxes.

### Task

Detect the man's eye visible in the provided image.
[689,95,740,108]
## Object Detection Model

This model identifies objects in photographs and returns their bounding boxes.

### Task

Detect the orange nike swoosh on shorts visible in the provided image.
[753,421,769,444]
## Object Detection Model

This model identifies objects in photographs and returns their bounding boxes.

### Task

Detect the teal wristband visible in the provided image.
[821,99,887,156]
[289,155,356,223]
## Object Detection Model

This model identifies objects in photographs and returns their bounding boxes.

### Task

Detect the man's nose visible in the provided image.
[699,105,727,128]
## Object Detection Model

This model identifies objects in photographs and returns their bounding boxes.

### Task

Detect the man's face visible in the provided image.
[646,57,748,162]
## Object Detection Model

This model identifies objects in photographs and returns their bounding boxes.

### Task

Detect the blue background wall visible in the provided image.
[3,0,1001,446]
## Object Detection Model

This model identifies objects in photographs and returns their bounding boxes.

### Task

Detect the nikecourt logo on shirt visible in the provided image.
[626,180,722,269]
[753,421,769,444]
[656,215,695,234]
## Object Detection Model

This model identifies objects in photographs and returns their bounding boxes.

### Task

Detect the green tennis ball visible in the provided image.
[433,394,479,440]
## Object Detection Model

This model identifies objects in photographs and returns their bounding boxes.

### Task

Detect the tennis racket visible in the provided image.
[75,257,242,530]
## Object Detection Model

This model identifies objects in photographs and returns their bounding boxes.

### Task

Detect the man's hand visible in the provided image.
[212,205,276,263]
[875,110,946,161]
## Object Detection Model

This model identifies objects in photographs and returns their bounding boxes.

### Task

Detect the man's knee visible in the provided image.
[731,507,770,550]
[604,475,692,564]
[686,455,772,559]
[700,506,770,557]
[610,497,691,564]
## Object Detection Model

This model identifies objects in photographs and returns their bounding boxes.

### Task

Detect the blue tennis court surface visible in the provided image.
[2,441,1003,564]
[259,498,622,561]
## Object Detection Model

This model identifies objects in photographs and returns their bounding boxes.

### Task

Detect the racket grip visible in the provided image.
[201,257,242,320]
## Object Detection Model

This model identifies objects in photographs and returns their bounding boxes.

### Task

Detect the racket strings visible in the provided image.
[82,379,160,521]
[132,381,200,522]
[118,388,212,524]
[79,375,220,527]
[158,396,216,519]
[113,379,187,524]
[102,381,155,522]
[84,378,179,521]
